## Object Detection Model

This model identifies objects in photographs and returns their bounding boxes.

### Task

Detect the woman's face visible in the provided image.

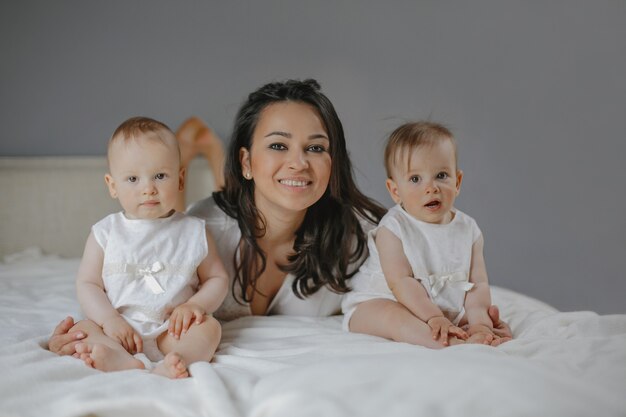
[240,101,332,218]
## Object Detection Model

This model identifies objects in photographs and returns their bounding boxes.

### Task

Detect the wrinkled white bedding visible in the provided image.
[1,252,625,417]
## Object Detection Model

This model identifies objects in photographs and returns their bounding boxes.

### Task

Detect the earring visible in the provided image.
[245,172,252,179]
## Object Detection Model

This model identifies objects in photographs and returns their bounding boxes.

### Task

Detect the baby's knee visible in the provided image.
[70,319,102,334]
[196,315,221,339]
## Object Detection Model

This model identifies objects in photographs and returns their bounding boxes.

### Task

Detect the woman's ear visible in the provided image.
[385,178,402,205]
[104,174,118,199]
[239,147,252,179]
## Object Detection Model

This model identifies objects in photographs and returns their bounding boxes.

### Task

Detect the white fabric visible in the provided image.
[343,205,481,327]
[92,211,208,360]
[1,252,625,417]
[187,196,347,321]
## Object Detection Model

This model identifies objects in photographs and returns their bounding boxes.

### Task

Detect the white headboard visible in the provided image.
[0,157,215,258]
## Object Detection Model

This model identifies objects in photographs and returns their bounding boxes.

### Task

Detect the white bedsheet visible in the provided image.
[1,251,625,417]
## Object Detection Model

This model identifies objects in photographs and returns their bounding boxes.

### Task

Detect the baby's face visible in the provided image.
[386,139,462,224]
[105,132,183,220]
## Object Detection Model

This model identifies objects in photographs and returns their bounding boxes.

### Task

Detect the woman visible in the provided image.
[49,79,510,355]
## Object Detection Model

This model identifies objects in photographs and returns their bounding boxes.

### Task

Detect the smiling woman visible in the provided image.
[204,79,387,317]
[239,101,332,218]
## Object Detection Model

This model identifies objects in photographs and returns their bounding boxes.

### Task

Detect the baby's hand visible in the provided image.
[466,324,496,345]
[427,316,467,346]
[168,302,206,339]
[102,315,143,354]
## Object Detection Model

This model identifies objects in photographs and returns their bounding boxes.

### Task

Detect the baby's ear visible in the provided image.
[104,174,118,199]
[455,169,464,194]
[385,178,402,205]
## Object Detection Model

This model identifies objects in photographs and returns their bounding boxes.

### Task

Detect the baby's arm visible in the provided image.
[376,227,466,344]
[76,232,143,353]
[464,236,496,343]
[168,229,229,338]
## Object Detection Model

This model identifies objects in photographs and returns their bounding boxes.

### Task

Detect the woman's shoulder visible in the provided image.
[355,207,383,234]
[186,195,238,237]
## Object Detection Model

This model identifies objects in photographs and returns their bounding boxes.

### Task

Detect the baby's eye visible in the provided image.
[155,173,167,180]
[307,144,327,153]
[127,176,138,183]
[409,175,420,183]
[269,143,287,151]
[436,172,449,180]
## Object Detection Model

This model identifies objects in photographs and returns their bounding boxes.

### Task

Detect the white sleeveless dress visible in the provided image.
[342,204,481,329]
[92,211,207,359]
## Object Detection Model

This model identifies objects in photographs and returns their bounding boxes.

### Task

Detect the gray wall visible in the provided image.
[1,1,624,314]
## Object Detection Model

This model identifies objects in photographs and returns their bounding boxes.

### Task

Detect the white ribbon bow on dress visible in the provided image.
[137,261,165,294]
[427,271,474,297]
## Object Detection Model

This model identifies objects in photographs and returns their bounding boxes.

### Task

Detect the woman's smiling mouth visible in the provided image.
[279,179,311,187]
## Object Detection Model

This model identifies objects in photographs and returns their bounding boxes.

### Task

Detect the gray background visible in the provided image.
[1,1,624,314]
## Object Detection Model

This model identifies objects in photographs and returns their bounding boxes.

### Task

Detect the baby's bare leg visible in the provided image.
[75,343,145,372]
[349,299,452,349]
[70,320,144,371]
[154,315,221,378]
[69,319,124,352]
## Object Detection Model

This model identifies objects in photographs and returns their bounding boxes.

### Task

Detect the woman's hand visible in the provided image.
[427,316,468,346]
[466,324,495,345]
[168,302,206,339]
[487,305,513,343]
[48,316,86,356]
[101,315,143,354]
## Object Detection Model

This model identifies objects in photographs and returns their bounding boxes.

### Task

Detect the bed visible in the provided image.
[1,157,625,417]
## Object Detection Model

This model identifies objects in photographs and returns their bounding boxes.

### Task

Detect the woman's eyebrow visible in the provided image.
[264,131,329,140]
[265,131,291,138]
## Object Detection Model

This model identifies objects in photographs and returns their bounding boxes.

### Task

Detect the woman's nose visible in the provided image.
[288,149,309,170]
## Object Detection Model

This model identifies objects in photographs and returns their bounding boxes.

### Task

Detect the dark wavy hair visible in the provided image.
[214,79,386,303]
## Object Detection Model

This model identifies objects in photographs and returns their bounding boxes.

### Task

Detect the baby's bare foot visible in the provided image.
[152,352,189,379]
[175,117,225,188]
[448,336,467,346]
[76,343,144,372]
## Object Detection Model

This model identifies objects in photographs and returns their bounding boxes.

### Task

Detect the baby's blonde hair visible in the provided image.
[384,121,457,178]
[108,116,180,163]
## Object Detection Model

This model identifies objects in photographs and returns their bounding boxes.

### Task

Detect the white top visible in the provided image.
[92,211,208,339]
[344,204,481,324]
[187,196,370,321]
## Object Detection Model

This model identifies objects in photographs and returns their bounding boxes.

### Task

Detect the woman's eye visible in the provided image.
[307,145,326,153]
[155,173,167,180]
[269,143,287,151]
[127,176,138,183]
[409,176,420,183]
[437,172,449,180]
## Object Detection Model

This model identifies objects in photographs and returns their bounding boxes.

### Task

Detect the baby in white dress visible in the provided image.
[72,117,228,377]
[343,121,505,347]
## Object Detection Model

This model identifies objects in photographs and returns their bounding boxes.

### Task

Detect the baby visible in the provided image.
[72,116,228,377]
[343,121,506,347]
